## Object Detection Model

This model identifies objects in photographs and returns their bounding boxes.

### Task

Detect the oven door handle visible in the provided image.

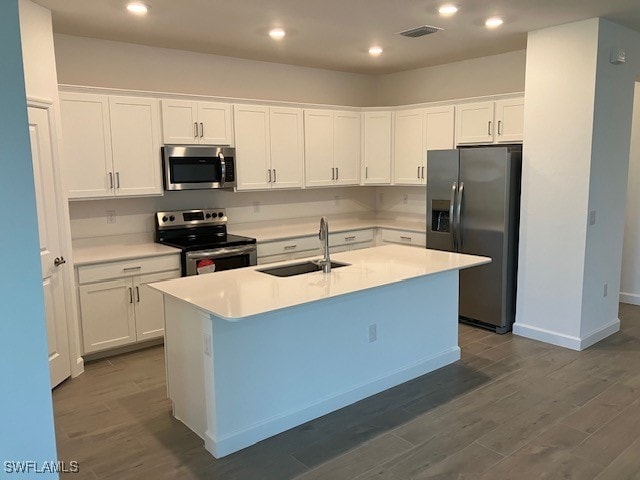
[218,152,226,187]
[185,245,256,260]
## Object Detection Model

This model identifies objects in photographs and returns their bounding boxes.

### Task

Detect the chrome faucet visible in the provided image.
[318,216,331,273]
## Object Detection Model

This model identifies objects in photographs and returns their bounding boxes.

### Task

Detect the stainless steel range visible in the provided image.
[155,209,257,276]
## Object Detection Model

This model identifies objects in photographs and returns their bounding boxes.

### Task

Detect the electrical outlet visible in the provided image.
[253,201,260,213]
[368,324,377,343]
[603,283,608,297]
[589,210,596,226]
[106,210,116,224]
[402,194,409,205]
[203,333,212,357]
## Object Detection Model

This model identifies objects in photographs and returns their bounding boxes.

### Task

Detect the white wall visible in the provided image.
[374,50,527,106]
[53,34,377,107]
[375,186,426,221]
[69,187,377,239]
[0,0,58,472]
[621,82,640,305]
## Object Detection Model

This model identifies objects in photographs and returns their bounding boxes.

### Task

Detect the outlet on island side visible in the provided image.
[402,194,408,205]
[603,283,608,298]
[368,324,377,343]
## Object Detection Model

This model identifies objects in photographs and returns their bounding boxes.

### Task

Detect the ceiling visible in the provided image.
[35,0,640,74]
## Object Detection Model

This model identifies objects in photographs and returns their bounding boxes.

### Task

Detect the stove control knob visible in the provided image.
[162,216,168,223]
[218,212,224,218]
[205,213,211,219]
[169,215,175,222]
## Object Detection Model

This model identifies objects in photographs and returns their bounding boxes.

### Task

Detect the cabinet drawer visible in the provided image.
[380,229,426,247]
[257,235,319,257]
[78,254,181,284]
[329,229,374,247]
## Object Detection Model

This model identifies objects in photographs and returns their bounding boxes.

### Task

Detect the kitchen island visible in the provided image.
[150,244,490,458]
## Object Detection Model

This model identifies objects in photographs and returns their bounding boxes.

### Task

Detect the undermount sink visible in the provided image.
[257,260,350,278]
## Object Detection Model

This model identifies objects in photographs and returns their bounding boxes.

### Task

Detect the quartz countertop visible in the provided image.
[72,234,181,266]
[149,244,490,321]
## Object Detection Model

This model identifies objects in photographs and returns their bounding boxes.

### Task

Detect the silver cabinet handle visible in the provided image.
[365,166,368,179]
[421,166,425,179]
[418,166,421,179]
[218,152,226,187]
[116,172,121,189]
[336,168,339,180]
[498,120,503,136]
[273,169,277,183]
[400,236,412,242]
[135,286,140,303]
[128,287,133,304]
[450,182,457,250]
[283,245,297,250]
[199,122,204,138]
[54,256,66,267]
[488,121,492,136]
[345,235,356,241]
[108,172,113,189]
[268,169,272,183]
[331,167,335,180]
[456,182,465,250]
[194,122,198,138]
[123,266,142,272]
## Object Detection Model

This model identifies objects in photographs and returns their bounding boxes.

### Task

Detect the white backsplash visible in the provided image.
[68,187,378,239]
[375,186,426,223]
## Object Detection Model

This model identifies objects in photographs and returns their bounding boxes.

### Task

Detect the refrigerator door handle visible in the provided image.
[450,182,457,250]
[456,182,465,250]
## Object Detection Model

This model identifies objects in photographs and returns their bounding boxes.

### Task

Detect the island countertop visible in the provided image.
[150,245,490,321]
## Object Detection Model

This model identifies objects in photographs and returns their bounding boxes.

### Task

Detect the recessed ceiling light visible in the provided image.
[485,17,504,28]
[369,46,383,57]
[438,4,458,16]
[126,2,149,15]
[269,28,286,40]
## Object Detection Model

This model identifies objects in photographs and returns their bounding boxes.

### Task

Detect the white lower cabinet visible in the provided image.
[329,229,375,251]
[77,255,180,354]
[379,229,426,248]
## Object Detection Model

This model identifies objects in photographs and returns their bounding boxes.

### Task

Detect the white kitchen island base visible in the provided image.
[163,269,460,458]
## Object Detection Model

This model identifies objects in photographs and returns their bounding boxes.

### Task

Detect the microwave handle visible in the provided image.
[218,152,226,187]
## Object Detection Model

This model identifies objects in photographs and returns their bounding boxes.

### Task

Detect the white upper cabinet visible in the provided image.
[494,98,525,143]
[234,105,303,190]
[60,92,162,199]
[424,105,455,180]
[394,108,425,185]
[304,109,361,187]
[60,92,113,198]
[456,97,524,145]
[362,111,392,185]
[161,99,233,146]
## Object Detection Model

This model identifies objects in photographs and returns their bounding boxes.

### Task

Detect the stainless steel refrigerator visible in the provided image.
[426,145,522,333]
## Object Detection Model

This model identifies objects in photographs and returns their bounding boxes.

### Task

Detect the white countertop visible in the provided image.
[229,217,425,242]
[72,234,181,266]
[149,245,490,321]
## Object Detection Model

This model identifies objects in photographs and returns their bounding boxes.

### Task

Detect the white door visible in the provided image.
[362,111,392,184]
[161,99,199,144]
[133,270,180,341]
[109,96,163,196]
[495,98,525,143]
[456,102,495,145]
[334,111,361,186]
[198,102,234,145]
[28,107,71,388]
[234,105,271,190]
[304,110,334,187]
[424,105,455,183]
[270,107,304,189]
[59,92,113,198]
[394,109,424,185]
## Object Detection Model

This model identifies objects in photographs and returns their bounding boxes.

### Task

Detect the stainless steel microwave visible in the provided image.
[162,145,236,191]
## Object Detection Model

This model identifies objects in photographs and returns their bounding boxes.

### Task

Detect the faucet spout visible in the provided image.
[318,217,331,273]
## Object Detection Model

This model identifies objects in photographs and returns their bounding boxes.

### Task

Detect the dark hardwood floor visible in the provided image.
[54,303,640,479]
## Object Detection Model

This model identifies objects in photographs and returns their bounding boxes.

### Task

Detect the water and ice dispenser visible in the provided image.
[431,199,451,233]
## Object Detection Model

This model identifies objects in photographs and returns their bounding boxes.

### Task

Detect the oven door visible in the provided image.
[163,145,236,190]
[185,245,257,276]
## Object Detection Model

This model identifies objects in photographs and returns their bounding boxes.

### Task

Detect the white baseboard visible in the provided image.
[513,319,620,351]
[620,292,640,306]
[204,347,461,458]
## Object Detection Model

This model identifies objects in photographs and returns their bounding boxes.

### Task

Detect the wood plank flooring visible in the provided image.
[53,303,640,479]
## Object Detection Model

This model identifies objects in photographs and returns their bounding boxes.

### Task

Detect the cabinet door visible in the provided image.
[304,110,334,187]
[270,107,304,189]
[198,102,234,146]
[363,112,392,185]
[133,270,180,341]
[59,92,113,198]
[161,100,199,144]
[234,105,271,190]
[495,98,524,143]
[456,102,495,145]
[334,111,361,186]
[394,109,424,185]
[79,279,136,353]
[110,96,163,196]
[424,106,455,183]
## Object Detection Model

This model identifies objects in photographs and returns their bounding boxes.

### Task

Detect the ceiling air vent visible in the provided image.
[397,25,443,38]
